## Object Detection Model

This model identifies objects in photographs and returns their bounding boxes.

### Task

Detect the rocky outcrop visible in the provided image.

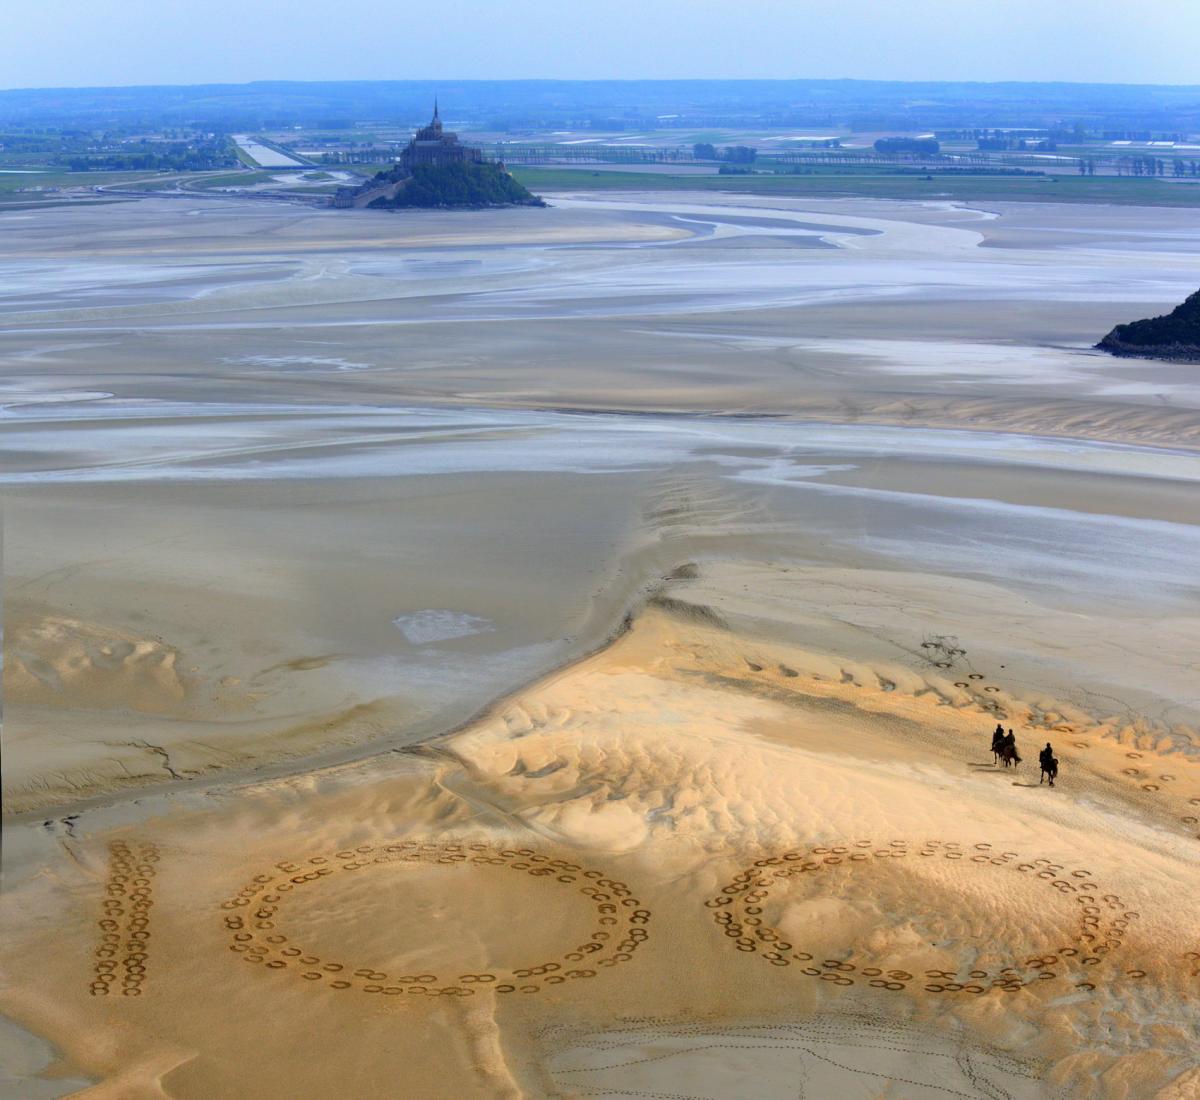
[1098,289,1200,361]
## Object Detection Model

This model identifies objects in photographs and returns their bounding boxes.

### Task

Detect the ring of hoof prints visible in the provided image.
[221,841,649,1001]
[707,840,1140,998]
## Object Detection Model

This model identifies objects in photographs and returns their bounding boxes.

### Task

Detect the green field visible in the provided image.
[511,167,1200,207]
[188,170,284,190]
[0,169,162,199]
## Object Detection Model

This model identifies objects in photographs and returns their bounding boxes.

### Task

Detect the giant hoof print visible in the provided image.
[222,841,650,998]
[707,840,1136,996]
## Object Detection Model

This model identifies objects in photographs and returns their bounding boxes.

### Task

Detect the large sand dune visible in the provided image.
[2,192,1199,1097]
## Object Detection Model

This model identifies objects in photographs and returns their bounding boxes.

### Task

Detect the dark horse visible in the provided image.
[1039,743,1058,786]
[999,731,1021,768]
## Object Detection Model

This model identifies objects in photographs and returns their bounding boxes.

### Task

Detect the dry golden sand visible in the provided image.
[3,193,1200,1098]
[2,567,1199,1098]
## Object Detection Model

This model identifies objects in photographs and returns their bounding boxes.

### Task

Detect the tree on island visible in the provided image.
[367,161,544,209]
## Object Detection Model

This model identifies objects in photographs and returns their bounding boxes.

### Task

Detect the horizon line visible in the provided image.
[5,75,1200,95]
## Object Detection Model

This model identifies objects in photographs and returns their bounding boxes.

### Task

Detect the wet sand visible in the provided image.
[2,192,1199,1098]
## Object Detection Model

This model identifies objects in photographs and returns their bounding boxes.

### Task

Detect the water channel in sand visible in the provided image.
[4,396,1198,813]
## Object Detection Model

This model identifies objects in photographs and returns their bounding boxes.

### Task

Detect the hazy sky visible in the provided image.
[4,0,1199,89]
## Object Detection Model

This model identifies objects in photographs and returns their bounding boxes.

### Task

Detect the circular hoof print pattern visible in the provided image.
[221,842,649,1001]
[90,839,160,997]
[706,840,1139,1000]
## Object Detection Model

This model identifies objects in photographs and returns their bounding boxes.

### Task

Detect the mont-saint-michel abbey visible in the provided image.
[334,100,539,208]
[5,5,1200,1099]
[402,100,483,165]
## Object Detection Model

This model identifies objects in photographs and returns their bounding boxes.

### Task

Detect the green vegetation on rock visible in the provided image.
[368,162,544,209]
[1098,290,1200,361]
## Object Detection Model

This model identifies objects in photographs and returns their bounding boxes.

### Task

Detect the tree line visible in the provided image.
[693,143,757,163]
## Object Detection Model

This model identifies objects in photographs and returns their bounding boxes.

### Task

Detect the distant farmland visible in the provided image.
[511,167,1200,207]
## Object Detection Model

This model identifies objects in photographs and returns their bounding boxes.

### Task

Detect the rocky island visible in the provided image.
[1098,288,1200,361]
[333,102,544,210]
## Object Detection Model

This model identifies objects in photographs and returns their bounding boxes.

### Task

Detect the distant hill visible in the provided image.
[1098,290,1200,361]
[366,161,544,210]
[4,79,1200,132]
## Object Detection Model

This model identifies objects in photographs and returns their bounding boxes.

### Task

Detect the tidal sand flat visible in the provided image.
[2,193,1199,1098]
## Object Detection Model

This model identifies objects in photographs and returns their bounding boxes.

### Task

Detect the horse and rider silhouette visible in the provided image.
[1038,742,1058,787]
[989,724,1058,785]
[991,723,1021,768]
